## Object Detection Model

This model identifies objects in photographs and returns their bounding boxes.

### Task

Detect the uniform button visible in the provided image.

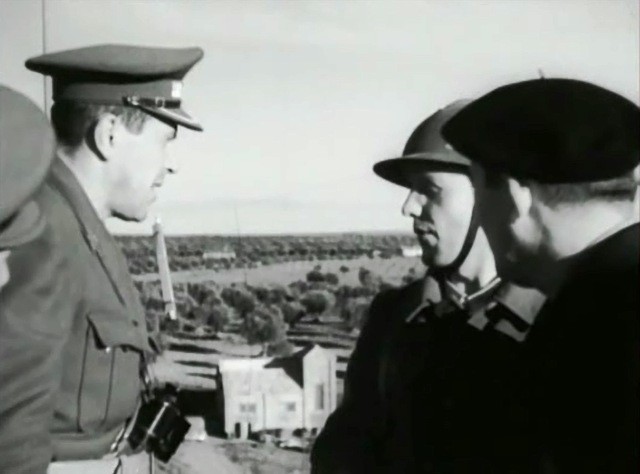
[132,320,139,327]
[105,347,112,353]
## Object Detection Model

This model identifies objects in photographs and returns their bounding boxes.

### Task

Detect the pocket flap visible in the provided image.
[87,311,152,353]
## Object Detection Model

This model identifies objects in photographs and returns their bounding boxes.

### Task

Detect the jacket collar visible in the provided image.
[585,215,640,250]
[406,273,546,342]
[48,157,109,251]
[48,157,154,352]
[48,157,128,305]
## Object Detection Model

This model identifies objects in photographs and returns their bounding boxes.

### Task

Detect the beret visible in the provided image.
[374,99,472,188]
[0,85,55,248]
[26,44,204,131]
[441,78,640,183]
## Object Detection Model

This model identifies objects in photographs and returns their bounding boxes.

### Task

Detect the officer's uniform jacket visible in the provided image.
[0,158,154,473]
[311,275,545,474]
[525,222,639,474]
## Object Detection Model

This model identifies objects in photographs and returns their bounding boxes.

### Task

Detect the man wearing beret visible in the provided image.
[0,45,217,474]
[443,79,639,473]
[0,85,56,291]
[312,101,546,473]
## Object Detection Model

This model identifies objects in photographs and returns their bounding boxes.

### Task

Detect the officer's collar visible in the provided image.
[405,274,546,329]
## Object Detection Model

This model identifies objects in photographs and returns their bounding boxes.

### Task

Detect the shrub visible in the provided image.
[324,272,340,285]
[306,270,325,283]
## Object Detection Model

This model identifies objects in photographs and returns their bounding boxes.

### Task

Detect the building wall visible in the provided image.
[264,391,304,431]
[402,246,423,257]
[219,359,303,435]
[301,346,337,431]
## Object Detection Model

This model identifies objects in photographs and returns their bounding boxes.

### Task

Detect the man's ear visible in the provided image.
[506,177,533,219]
[91,113,118,161]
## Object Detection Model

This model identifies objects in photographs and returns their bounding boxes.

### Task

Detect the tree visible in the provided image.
[301,290,334,315]
[269,285,290,304]
[324,272,340,285]
[306,269,325,283]
[221,287,256,316]
[252,286,270,303]
[241,304,288,355]
[281,301,306,326]
[288,280,309,297]
[207,304,231,333]
[266,339,295,357]
[358,267,382,291]
[342,297,372,332]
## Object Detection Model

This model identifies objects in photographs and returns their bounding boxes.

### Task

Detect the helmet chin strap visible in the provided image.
[430,202,480,280]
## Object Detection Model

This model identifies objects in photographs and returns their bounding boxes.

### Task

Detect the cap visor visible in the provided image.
[140,105,203,131]
[373,155,469,188]
[0,201,46,249]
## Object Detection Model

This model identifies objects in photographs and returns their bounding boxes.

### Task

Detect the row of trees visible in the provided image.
[135,263,422,356]
[118,234,418,275]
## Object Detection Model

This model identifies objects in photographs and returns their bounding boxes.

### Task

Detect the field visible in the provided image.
[119,232,424,473]
[134,255,419,286]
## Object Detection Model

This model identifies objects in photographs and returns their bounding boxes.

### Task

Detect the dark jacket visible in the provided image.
[0,158,154,473]
[311,277,545,474]
[525,223,639,473]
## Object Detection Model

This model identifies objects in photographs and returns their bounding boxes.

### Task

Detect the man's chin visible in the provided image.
[112,209,148,223]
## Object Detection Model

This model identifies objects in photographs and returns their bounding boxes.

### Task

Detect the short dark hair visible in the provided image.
[481,166,637,206]
[529,171,637,207]
[50,101,149,151]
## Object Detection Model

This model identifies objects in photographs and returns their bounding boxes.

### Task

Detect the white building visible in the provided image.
[217,345,337,439]
[401,245,423,257]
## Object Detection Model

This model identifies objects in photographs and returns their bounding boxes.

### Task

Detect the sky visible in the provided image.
[1,0,638,235]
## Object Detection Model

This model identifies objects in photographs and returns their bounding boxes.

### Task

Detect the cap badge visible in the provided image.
[171,81,182,99]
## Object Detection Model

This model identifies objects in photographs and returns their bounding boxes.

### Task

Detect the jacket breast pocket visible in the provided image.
[77,311,149,434]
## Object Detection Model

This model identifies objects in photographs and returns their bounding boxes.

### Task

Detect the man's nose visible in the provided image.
[402,190,423,218]
[0,250,11,290]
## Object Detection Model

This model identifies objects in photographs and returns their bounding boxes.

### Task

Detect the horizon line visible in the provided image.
[114,228,414,238]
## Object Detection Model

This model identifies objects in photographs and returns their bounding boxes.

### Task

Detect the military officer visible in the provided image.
[443,79,639,473]
[0,85,56,290]
[0,45,206,473]
[312,101,545,473]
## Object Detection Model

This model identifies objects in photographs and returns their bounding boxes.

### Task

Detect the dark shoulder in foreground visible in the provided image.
[366,279,425,325]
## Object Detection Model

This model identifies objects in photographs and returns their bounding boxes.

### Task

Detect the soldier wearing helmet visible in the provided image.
[311,101,545,474]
